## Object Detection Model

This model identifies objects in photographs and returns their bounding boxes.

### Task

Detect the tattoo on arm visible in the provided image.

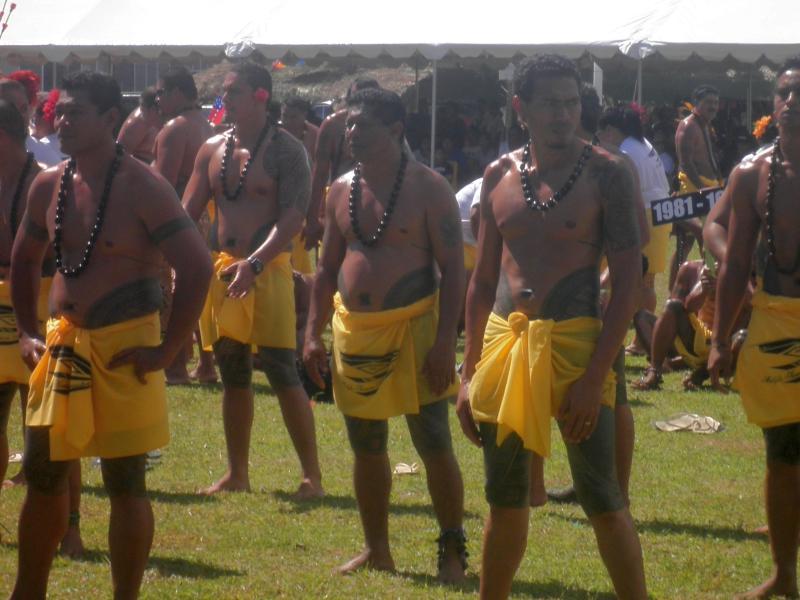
[265,131,312,215]
[22,214,49,242]
[438,210,461,249]
[148,216,195,244]
[593,161,640,252]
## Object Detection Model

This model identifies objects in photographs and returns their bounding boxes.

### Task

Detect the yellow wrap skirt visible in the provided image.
[0,277,52,385]
[674,313,713,370]
[469,312,615,458]
[26,312,169,461]
[199,251,296,350]
[735,291,800,429]
[291,233,314,275]
[331,293,458,420]
[678,172,723,194]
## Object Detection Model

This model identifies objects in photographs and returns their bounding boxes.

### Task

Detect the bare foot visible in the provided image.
[188,366,218,384]
[735,576,799,599]
[632,366,662,391]
[198,473,251,496]
[334,549,395,575]
[59,526,85,559]
[2,470,25,489]
[437,538,467,585]
[292,478,324,500]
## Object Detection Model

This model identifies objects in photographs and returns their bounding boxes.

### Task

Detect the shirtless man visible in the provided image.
[456,55,646,599]
[117,88,161,163]
[9,71,212,599]
[670,85,723,287]
[152,67,216,385]
[306,78,380,251]
[281,97,318,163]
[183,62,323,498]
[709,57,800,600]
[0,98,43,515]
[304,88,467,582]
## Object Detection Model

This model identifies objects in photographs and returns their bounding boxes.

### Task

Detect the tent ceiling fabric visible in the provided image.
[1,0,797,64]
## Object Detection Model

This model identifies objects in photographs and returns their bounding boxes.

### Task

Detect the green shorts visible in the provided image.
[480,405,624,516]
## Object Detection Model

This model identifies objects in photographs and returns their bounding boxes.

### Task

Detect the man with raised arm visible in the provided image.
[456,55,646,599]
[709,56,800,600]
[9,72,212,599]
[183,62,323,498]
[303,88,467,582]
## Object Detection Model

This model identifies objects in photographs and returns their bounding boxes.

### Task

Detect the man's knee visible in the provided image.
[345,415,388,455]
[257,347,301,391]
[406,400,453,458]
[480,422,531,508]
[101,454,147,497]
[664,298,685,317]
[22,427,70,495]
[213,337,252,388]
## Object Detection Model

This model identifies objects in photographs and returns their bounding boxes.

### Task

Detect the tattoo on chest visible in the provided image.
[382,266,437,310]
[148,216,195,245]
[85,278,163,328]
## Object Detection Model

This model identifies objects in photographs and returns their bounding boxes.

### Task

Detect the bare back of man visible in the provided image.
[117,107,160,164]
[154,110,214,196]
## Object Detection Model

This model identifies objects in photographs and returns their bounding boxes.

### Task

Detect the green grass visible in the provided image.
[0,243,776,599]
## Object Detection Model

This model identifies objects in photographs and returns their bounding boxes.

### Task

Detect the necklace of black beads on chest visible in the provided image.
[765,138,800,276]
[219,122,274,202]
[54,143,124,278]
[8,151,34,240]
[348,151,409,247]
[519,139,594,212]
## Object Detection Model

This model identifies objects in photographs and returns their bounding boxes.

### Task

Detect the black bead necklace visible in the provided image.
[9,151,34,240]
[219,122,272,201]
[764,137,800,275]
[349,151,408,247]
[519,140,593,212]
[54,143,124,278]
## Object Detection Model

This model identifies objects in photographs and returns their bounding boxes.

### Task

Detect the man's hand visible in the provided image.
[557,374,603,444]
[421,339,456,395]
[302,335,329,389]
[303,218,324,251]
[455,379,482,447]
[19,333,46,371]
[708,344,732,393]
[221,260,256,299]
[108,345,171,385]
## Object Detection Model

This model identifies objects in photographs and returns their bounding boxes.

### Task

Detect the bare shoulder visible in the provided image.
[28,165,61,204]
[729,145,769,194]
[318,111,345,138]
[326,171,353,210]
[118,155,178,207]
[482,150,519,194]
[586,145,632,194]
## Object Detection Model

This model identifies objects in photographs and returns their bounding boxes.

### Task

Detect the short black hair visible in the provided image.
[692,85,719,104]
[61,71,122,114]
[580,83,601,135]
[346,78,380,101]
[282,96,311,114]
[347,88,405,136]
[778,55,800,80]
[140,87,158,110]
[160,67,197,100]
[513,54,581,102]
[598,104,644,142]
[0,99,27,144]
[231,62,272,96]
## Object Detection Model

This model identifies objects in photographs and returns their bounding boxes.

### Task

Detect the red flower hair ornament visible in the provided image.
[254,88,269,103]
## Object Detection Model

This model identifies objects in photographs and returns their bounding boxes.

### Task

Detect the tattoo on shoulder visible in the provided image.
[148,216,195,244]
[591,160,640,252]
[264,131,311,215]
[438,210,461,249]
[22,214,50,242]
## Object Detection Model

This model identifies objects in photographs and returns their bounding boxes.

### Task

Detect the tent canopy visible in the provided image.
[2,0,797,64]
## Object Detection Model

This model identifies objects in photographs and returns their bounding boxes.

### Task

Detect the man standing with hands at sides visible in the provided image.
[117,88,161,163]
[303,89,467,582]
[456,55,646,599]
[152,67,216,385]
[9,72,212,599]
[710,57,800,600]
[184,62,323,498]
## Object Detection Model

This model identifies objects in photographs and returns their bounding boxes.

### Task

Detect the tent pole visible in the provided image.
[636,58,643,105]
[414,56,420,112]
[52,62,57,89]
[747,69,753,130]
[430,58,438,168]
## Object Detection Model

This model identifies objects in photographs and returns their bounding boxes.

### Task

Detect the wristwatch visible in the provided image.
[247,257,264,275]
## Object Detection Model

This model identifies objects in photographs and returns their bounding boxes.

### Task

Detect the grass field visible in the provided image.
[0,248,778,599]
